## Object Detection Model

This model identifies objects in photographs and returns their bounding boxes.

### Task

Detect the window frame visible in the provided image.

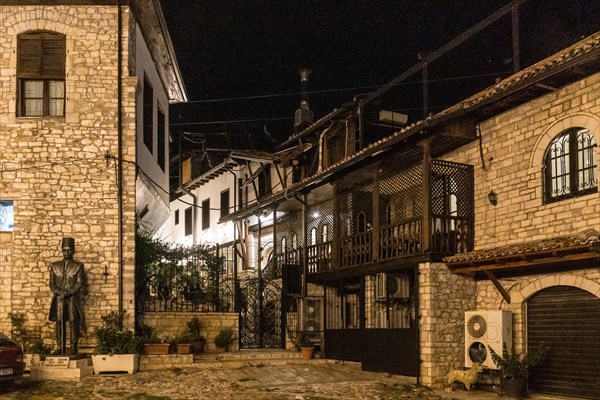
[220,189,230,218]
[201,198,210,230]
[184,207,192,236]
[157,104,166,171]
[143,75,154,154]
[543,127,597,204]
[17,31,66,117]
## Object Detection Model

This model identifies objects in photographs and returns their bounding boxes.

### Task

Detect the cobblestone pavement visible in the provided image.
[0,363,458,400]
[0,363,580,400]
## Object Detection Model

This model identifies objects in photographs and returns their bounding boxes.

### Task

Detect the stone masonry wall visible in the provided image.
[0,6,138,351]
[444,72,600,249]
[418,262,476,387]
[433,69,600,378]
[142,312,239,353]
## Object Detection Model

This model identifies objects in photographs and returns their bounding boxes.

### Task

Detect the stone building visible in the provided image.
[0,0,186,351]
[219,29,600,398]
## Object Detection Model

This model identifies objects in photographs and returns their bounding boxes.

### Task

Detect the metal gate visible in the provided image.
[238,277,283,349]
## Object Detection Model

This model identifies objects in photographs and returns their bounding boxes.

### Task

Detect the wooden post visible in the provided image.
[420,137,434,252]
[372,163,380,262]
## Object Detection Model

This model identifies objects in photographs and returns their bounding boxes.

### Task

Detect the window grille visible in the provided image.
[544,127,597,202]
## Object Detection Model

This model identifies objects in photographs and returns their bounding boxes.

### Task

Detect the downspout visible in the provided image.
[117,0,124,315]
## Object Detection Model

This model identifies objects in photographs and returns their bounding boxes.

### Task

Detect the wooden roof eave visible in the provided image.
[447,244,600,275]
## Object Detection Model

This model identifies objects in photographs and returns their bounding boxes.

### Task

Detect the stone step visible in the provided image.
[139,350,330,371]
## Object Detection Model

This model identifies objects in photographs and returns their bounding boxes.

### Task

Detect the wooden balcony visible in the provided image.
[274,214,472,276]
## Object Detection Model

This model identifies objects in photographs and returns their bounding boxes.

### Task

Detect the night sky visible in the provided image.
[160,0,600,149]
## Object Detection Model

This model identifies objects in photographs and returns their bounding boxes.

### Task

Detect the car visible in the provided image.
[0,331,25,384]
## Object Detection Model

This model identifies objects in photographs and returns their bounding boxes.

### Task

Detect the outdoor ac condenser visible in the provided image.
[464,310,512,369]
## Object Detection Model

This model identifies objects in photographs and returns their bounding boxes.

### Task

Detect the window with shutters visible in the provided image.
[17,31,66,117]
[143,76,154,154]
[157,105,165,171]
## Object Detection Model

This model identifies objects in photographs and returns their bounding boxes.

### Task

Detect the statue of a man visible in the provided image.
[48,237,84,355]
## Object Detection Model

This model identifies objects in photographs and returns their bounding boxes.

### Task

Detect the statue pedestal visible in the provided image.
[30,356,93,381]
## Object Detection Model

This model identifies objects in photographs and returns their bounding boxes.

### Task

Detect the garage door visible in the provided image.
[527,285,600,399]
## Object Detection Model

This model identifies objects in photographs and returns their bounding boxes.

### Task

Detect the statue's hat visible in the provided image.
[61,237,75,249]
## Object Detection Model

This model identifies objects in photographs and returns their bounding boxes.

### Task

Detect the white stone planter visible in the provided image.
[24,354,43,371]
[91,354,138,375]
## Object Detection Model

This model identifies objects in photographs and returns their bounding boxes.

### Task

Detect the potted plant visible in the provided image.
[174,331,193,355]
[213,327,234,352]
[489,344,546,399]
[92,311,143,374]
[139,325,171,355]
[294,331,315,360]
[187,316,206,354]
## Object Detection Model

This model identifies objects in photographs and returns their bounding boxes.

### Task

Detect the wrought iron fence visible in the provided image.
[140,248,235,313]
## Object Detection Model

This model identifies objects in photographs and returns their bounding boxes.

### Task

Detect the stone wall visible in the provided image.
[444,72,600,249]
[142,312,239,353]
[0,5,137,350]
[418,262,477,387]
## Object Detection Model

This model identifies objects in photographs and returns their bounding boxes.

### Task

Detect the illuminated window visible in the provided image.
[544,127,597,203]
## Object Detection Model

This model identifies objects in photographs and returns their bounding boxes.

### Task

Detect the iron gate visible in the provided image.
[238,277,283,349]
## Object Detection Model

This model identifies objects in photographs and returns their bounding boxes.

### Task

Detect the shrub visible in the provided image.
[214,328,234,349]
[94,311,143,354]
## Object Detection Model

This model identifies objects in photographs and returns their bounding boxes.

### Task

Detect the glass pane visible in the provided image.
[0,200,14,231]
[24,99,43,116]
[24,80,43,98]
[49,99,64,116]
[49,80,64,97]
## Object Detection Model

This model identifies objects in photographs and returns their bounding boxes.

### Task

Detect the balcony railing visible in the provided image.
[378,218,422,260]
[274,214,471,274]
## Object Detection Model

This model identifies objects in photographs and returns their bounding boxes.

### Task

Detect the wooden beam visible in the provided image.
[450,251,600,274]
[484,271,511,304]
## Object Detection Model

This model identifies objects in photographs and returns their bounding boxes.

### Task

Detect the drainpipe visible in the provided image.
[117,0,124,315]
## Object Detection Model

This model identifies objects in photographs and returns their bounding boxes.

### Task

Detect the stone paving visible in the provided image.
[0,360,581,400]
[0,362,456,400]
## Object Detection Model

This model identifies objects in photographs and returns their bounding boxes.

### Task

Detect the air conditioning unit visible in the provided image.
[465,310,512,369]
[375,273,410,300]
[302,297,322,332]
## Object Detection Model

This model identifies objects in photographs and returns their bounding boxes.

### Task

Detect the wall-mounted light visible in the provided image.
[488,190,498,206]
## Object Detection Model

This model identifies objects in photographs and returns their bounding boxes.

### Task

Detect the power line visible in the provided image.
[178,71,511,106]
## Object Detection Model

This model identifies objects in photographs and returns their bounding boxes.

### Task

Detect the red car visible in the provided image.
[0,331,25,384]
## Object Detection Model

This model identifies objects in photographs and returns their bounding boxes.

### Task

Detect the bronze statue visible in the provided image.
[48,237,84,355]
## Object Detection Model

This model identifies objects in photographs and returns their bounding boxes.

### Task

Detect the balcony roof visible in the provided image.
[445,229,600,276]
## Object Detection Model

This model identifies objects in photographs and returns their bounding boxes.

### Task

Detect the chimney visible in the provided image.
[294,68,314,132]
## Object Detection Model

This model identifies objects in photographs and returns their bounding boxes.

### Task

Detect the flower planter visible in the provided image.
[176,344,191,355]
[143,343,170,355]
[190,340,205,354]
[300,346,315,360]
[501,377,528,399]
[92,354,138,374]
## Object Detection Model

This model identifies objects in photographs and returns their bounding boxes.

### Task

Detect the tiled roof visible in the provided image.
[444,229,600,264]
[223,31,600,221]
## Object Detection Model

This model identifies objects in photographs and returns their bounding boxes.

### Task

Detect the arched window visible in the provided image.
[291,234,298,249]
[281,237,287,252]
[17,31,66,117]
[321,224,328,242]
[310,227,317,245]
[544,127,597,203]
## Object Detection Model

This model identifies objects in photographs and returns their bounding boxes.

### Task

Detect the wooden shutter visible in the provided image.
[17,32,65,79]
